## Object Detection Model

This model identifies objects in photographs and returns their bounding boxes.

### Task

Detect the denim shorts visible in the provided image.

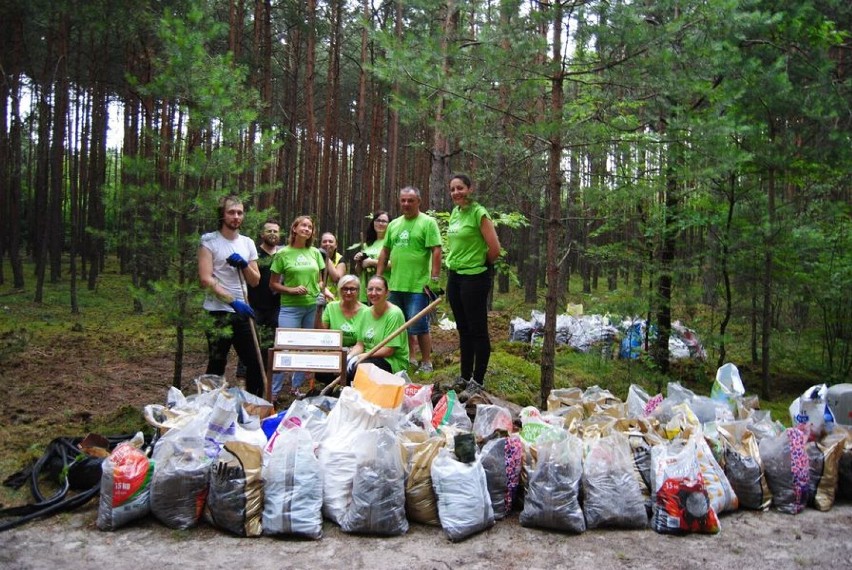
[389,291,430,335]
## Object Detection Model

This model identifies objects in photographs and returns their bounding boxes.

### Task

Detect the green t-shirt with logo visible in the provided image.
[358,238,388,303]
[269,246,324,307]
[354,304,409,373]
[321,301,366,347]
[446,202,491,275]
[383,213,441,293]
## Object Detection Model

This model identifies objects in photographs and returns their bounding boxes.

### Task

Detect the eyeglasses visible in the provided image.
[263,229,279,234]
[340,287,358,293]
[374,219,389,224]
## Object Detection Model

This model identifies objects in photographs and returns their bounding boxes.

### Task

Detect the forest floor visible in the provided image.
[1,310,850,569]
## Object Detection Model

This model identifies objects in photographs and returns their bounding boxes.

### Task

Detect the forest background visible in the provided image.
[0,0,850,419]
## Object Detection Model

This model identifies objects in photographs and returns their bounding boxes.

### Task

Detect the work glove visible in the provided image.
[346,354,360,376]
[229,299,256,319]
[226,252,248,269]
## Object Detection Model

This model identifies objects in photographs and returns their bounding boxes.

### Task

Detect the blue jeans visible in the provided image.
[388,291,430,335]
[273,304,317,394]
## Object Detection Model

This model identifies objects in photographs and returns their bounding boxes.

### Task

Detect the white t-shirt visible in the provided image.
[200,231,259,312]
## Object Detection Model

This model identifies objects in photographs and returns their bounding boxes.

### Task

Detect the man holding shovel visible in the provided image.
[198,195,265,398]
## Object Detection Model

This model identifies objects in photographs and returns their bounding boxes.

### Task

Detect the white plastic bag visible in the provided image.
[789,384,834,441]
[262,426,323,539]
[319,387,401,524]
[711,363,745,409]
[431,449,494,541]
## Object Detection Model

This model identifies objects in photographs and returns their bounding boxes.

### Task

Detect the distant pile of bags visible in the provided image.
[97,364,852,541]
[509,310,706,360]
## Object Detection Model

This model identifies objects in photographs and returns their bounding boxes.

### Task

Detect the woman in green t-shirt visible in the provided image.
[345,275,409,384]
[269,215,326,397]
[445,173,501,402]
[320,274,366,348]
[352,210,391,304]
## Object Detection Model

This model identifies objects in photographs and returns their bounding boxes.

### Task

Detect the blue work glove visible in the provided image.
[229,299,256,319]
[226,252,248,269]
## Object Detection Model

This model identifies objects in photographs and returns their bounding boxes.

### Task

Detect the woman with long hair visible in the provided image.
[445,174,501,402]
[314,231,347,327]
[352,210,390,304]
[269,215,326,398]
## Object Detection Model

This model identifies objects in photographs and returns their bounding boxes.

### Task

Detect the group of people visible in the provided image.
[197,174,501,403]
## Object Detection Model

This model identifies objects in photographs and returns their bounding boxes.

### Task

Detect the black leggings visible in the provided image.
[346,356,393,385]
[205,311,265,398]
[447,269,492,384]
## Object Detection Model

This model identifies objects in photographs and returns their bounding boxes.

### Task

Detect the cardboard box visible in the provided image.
[353,363,405,409]
[274,328,342,350]
[271,350,344,373]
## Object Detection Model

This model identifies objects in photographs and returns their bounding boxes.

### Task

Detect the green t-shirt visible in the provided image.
[321,301,366,347]
[446,202,491,275]
[269,246,324,307]
[383,213,441,293]
[358,238,388,302]
[354,303,409,373]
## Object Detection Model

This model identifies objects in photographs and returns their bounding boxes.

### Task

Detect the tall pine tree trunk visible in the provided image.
[541,1,564,405]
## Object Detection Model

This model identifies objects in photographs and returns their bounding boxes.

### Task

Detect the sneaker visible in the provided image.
[458,380,483,403]
[409,358,419,369]
[417,361,433,374]
[290,386,305,398]
[451,376,469,393]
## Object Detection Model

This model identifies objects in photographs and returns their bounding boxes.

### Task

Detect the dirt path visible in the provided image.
[1,503,850,569]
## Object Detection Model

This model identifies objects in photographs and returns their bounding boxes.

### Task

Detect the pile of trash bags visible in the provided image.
[96,364,851,541]
[508,310,706,360]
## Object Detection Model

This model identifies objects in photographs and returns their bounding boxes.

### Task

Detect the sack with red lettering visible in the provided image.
[97,433,153,531]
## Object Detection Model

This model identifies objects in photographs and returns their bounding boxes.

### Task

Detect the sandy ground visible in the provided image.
[1,502,850,570]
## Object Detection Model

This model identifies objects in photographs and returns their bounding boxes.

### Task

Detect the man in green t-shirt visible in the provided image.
[377,186,442,373]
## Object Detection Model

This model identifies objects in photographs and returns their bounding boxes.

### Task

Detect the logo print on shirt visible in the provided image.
[397,230,410,247]
[365,326,376,342]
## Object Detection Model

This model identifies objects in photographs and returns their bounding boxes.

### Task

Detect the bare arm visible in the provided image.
[376,246,390,276]
[198,246,236,303]
[243,260,260,287]
[430,245,442,279]
[326,258,346,284]
[481,217,501,265]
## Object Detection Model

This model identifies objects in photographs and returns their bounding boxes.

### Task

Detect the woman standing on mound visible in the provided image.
[445,173,501,402]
